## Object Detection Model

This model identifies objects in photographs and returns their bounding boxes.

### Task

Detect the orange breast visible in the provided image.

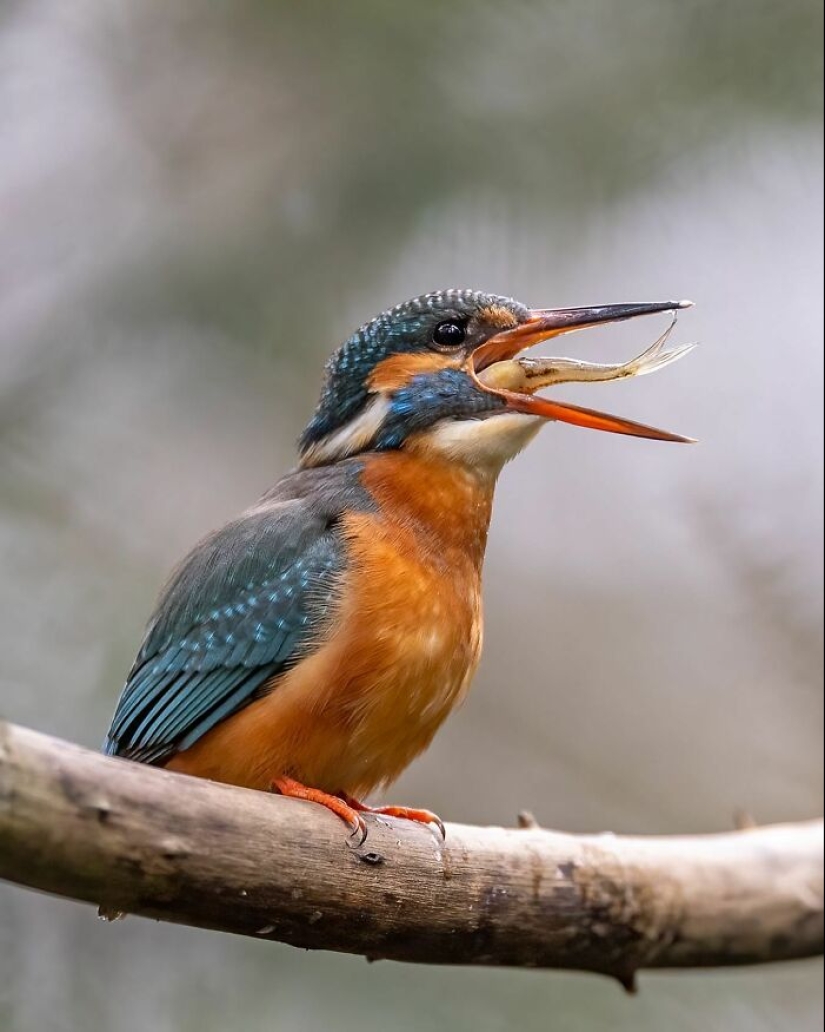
[167,450,495,796]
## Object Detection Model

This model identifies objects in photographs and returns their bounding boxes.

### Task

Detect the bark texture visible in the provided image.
[0,721,821,987]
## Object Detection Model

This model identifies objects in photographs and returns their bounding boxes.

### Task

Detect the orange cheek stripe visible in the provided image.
[367,352,461,392]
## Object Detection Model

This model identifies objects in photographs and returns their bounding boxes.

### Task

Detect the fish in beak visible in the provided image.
[470,300,697,443]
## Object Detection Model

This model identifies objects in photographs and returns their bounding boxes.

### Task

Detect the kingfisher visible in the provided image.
[104,289,694,843]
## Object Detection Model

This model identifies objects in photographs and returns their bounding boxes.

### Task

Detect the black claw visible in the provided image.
[346,816,368,848]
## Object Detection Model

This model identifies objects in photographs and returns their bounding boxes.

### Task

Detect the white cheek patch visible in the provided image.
[416,413,544,473]
[300,395,391,468]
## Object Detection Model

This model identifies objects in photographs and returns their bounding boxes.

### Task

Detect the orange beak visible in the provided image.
[470,300,695,443]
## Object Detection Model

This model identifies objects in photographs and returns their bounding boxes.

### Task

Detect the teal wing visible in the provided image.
[103,466,367,764]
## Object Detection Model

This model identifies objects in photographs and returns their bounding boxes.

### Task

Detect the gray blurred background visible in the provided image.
[1,1,822,1030]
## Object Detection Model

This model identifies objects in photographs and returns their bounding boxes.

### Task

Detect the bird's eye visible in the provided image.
[432,320,467,349]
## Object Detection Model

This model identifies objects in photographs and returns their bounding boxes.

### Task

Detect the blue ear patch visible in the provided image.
[375,369,505,450]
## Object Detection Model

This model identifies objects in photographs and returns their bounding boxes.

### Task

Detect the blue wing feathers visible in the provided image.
[176,669,274,753]
[104,461,373,764]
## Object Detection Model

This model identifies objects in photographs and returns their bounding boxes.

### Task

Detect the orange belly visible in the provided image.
[167,450,493,795]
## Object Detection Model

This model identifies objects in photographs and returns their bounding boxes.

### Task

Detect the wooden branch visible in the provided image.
[0,721,822,988]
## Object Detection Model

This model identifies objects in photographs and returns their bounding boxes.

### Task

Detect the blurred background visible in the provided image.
[1,1,822,1030]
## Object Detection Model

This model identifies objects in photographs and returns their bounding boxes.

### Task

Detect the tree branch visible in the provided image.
[0,721,822,987]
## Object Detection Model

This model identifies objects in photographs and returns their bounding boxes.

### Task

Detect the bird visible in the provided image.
[103,289,693,843]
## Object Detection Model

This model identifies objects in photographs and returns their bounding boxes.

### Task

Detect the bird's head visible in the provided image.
[298,289,694,472]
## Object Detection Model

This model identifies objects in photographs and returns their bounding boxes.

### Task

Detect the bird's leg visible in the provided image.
[271,776,367,845]
[338,793,446,840]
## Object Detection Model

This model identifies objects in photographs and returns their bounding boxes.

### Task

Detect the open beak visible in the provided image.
[469,300,696,443]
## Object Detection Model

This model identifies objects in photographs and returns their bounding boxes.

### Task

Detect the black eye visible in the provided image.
[432,320,466,348]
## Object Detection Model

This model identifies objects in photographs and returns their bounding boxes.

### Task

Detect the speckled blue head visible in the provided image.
[299,289,530,465]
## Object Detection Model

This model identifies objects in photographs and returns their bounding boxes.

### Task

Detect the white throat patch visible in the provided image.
[299,395,392,468]
[411,413,544,475]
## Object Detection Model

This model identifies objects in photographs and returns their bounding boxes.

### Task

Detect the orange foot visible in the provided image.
[340,793,446,840]
[271,776,367,846]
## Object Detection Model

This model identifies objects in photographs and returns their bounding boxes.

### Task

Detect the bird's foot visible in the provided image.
[271,776,367,846]
[339,794,446,840]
